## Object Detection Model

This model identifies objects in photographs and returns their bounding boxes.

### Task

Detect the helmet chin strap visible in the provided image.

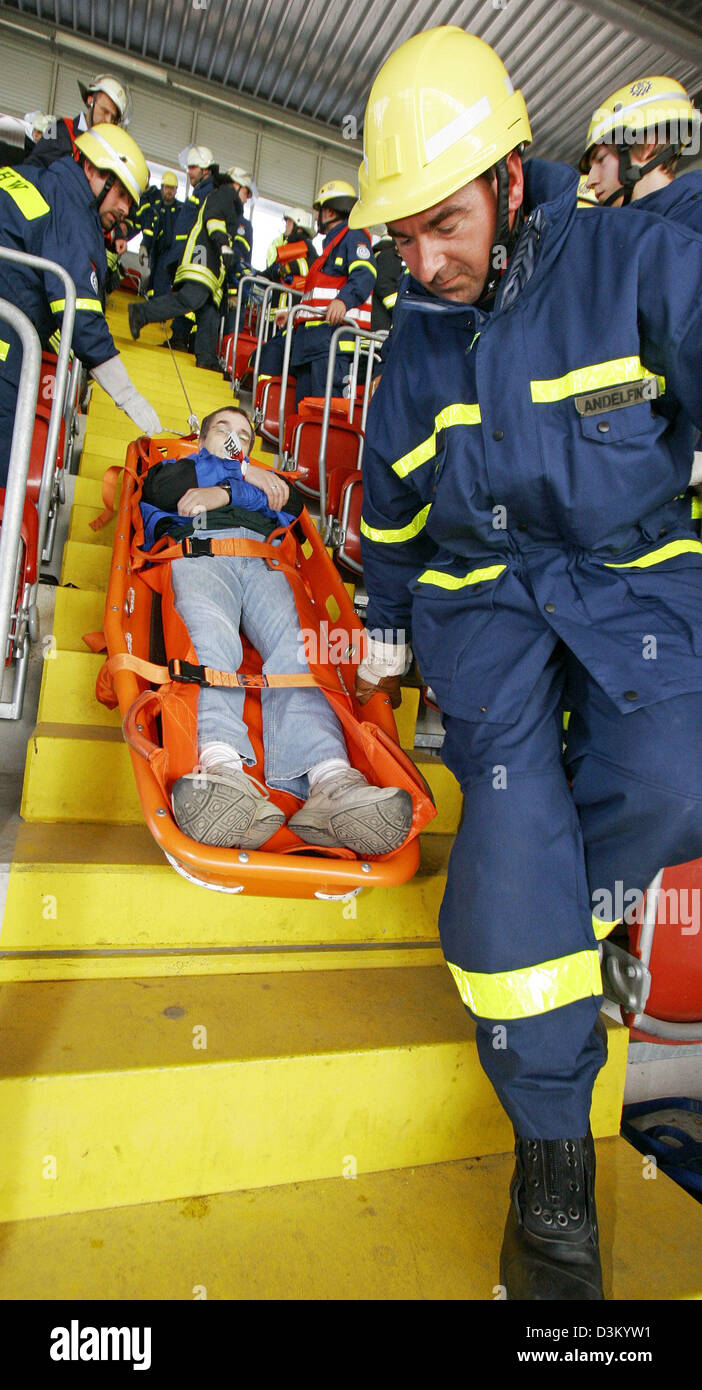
[601,140,679,207]
[480,157,524,303]
[93,170,116,213]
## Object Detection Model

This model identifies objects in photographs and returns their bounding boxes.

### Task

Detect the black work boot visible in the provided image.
[500,1133,604,1299]
[128,302,146,340]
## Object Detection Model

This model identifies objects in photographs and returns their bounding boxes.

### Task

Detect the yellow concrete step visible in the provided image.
[21,721,460,829]
[0,970,627,1221]
[52,588,106,652]
[0,1136,696,1301]
[0,822,450,977]
[37,651,120,727]
[60,538,111,588]
[67,503,115,547]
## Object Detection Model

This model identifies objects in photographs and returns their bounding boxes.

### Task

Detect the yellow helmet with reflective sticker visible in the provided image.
[74,123,149,205]
[314,179,357,209]
[349,26,531,228]
[579,76,700,172]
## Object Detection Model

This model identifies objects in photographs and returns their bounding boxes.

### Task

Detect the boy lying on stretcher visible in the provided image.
[139,405,413,854]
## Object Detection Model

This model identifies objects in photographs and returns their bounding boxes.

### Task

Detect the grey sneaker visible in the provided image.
[288,768,413,856]
[171,766,285,849]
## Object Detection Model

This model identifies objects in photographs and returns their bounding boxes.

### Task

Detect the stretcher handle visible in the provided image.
[122,688,164,762]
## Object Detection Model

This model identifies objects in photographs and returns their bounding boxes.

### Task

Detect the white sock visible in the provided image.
[198,742,244,775]
[307,756,352,791]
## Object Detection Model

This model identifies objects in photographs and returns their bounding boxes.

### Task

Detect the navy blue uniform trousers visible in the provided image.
[439,640,702,1138]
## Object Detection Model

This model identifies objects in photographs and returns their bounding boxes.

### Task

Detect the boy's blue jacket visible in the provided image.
[630,170,702,234]
[360,158,702,724]
[140,447,297,551]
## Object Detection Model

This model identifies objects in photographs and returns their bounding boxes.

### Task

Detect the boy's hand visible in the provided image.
[177,485,229,516]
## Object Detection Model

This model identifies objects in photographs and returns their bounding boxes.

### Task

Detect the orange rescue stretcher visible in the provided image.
[92,435,436,898]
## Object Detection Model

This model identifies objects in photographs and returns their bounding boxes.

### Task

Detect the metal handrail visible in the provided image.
[228,274,301,395]
[277,299,325,462]
[0,248,76,565]
[0,299,41,690]
[318,323,387,532]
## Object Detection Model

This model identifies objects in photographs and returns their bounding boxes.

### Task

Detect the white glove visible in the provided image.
[91,356,162,436]
[357,636,411,685]
[689,452,702,488]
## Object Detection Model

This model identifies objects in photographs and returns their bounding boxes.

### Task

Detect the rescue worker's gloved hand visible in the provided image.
[221,244,234,264]
[355,637,409,709]
[91,356,162,435]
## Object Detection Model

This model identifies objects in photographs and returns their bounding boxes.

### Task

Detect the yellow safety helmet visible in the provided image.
[74,123,149,206]
[349,26,531,228]
[314,179,357,209]
[580,76,700,173]
[161,170,179,188]
[79,73,132,125]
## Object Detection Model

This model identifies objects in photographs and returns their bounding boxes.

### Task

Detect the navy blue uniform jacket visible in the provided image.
[360,159,702,725]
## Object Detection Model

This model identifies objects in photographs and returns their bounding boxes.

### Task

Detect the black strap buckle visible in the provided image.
[182,535,213,557]
[168,658,209,686]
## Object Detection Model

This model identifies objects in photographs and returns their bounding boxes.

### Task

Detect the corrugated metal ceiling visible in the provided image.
[2,0,701,166]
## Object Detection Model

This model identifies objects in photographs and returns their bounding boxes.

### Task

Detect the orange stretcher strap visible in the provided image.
[89,464,133,532]
[131,531,296,570]
[106,652,337,691]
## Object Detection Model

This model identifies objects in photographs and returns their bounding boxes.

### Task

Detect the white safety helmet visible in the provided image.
[25,110,54,139]
[180,144,215,171]
[78,74,132,126]
[284,205,313,232]
[228,166,258,199]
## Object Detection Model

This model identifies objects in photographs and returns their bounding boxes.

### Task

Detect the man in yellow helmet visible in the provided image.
[581,76,702,228]
[0,123,161,483]
[258,178,376,404]
[351,27,702,1301]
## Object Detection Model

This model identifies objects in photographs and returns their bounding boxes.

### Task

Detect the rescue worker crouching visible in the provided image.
[139,405,413,856]
[25,72,131,169]
[258,179,376,405]
[0,123,161,486]
[350,26,702,1300]
[128,172,242,371]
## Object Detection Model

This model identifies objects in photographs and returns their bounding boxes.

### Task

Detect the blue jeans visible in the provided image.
[170,528,348,798]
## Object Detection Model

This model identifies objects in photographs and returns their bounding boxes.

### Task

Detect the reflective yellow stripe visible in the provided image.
[349,259,377,276]
[0,166,50,220]
[393,403,482,479]
[382,291,398,308]
[0,340,9,362]
[592,916,618,941]
[530,356,663,403]
[206,218,227,235]
[360,504,431,544]
[50,298,103,315]
[447,949,602,1020]
[604,539,702,569]
[417,563,505,590]
[692,496,702,520]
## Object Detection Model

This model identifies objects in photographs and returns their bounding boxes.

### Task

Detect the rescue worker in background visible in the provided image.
[581,82,702,494]
[104,219,130,296]
[0,124,161,485]
[582,76,702,230]
[258,179,376,405]
[23,111,54,159]
[351,26,702,1300]
[139,171,180,297]
[224,166,255,298]
[263,207,316,286]
[128,173,243,371]
[25,73,131,169]
[370,229,404,332]
[164,145,215,351]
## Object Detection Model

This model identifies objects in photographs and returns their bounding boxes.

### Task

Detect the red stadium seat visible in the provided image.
[253,375,297,446]
[622,860,702,1044]
[283,397,363,499]
[0,488,38,666]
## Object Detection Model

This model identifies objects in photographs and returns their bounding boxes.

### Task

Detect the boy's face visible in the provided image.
[200,411,254,459]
